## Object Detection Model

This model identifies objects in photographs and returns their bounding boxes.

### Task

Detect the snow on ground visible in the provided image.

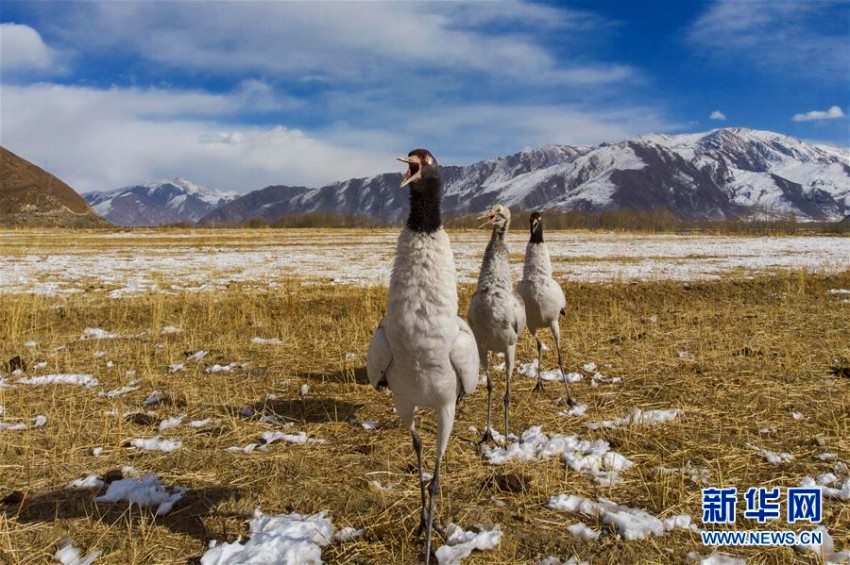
[685,551,746,565]
[481,426,633,485]
[3,232,849,296]
[795,526,850,564]
[252,337,283,345]
[65,474,105,490]
[128,436,182,452]
[587,408,683,430]
[158,415,185,431]
[17,374,98,387]
[95,473,186,515]
[188,418,216,428]
[435,523,502,565]
[746,443,795,465]
[80,328,118,340]
[799,472,850,500]
[560,403,588,417]
[546,494,699,541]
[200,510,357,564]
[54,540,102,565]
[99,381,141,398]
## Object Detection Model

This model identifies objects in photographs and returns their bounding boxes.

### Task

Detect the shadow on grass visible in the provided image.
[296,366,370,385]
[3,484,241,544]
[228,396,364,424]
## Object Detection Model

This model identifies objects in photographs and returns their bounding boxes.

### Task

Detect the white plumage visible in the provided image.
[367,149,478,563]
[517,212,575,404]
[467,204,526,443]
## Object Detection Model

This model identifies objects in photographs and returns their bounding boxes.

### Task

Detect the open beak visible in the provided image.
[477,211,495,229]
[397,155,422,188]
[531,218,540,232]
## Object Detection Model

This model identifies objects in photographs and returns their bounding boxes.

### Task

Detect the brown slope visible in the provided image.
[0,146,106,226]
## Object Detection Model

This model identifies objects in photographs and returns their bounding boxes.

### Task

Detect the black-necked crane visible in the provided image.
[367,149,479,563]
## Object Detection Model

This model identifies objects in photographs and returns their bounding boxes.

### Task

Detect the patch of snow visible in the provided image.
[685,551,746,565]
[168,363,185,373]
[587,408,683,430]
[128,436,182,452]
[160,326,183,334]
[54,540,102,565]
[17,374,98,387]
[435,523,502,565]
[828,289,850,295]
[260,431,326,445]
[34,361,48,370]
[158,414,185,431]
[582,362,597,372]
[32,415,48,428]
[80,328,118,340]
[251,337,282,345]
[795,526,850,564]
[92,447,104,457]
[99,381,141,398]
[205,363,238,373]
[200,510,353,564]
[142,391,166,405]
[816,453,839,461]
[344,352,357,360]
[188,418,216,428]
[746,443,794,464]
[187,350,207,362]
[96,473,186,515]
[791,411,805,420]
[799,473,850,500]
[547,495,697,541]
[333,527,363,542]
[0,421,27,431]
[566,522,600,540]
[482,426,633,485]
[66,474,105,490]
[24,340,38,348]
[559,403,588,417]
[299,384,310,396]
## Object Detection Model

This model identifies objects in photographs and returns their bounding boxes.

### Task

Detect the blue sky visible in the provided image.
[1,0,847,193]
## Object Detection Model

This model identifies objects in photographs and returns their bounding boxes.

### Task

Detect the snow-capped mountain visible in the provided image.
[85,178,238,226]
[201,129,849,225]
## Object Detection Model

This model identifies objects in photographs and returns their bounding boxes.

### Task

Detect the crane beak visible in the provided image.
[477,211,495,229]
[531,218,540,232]
[397,155,422,188]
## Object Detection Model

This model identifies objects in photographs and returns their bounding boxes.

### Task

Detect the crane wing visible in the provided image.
[451,317,480,398]
[366,318,392,389]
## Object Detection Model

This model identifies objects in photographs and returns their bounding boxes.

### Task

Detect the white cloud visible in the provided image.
[0,82,679,193]
[0,83,389,192]
[709,110,727,121]
[688,1,848,81]
[48,1,636,87]
[792,106,845,122]
[0,23,56,72]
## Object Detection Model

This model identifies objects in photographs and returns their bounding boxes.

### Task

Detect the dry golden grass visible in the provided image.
[1,253,848,563]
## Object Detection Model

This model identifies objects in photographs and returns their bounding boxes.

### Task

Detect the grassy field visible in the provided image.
[1,232,849,564]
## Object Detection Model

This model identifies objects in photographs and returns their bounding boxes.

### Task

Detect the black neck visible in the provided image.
[406,177,442,233]
[529,226,543,244]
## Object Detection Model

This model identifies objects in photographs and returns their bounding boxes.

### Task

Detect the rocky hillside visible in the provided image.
[0,146,106,226]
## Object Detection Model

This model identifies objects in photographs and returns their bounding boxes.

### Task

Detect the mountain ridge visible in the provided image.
[84,178,238,226]
[200,128,849,225]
